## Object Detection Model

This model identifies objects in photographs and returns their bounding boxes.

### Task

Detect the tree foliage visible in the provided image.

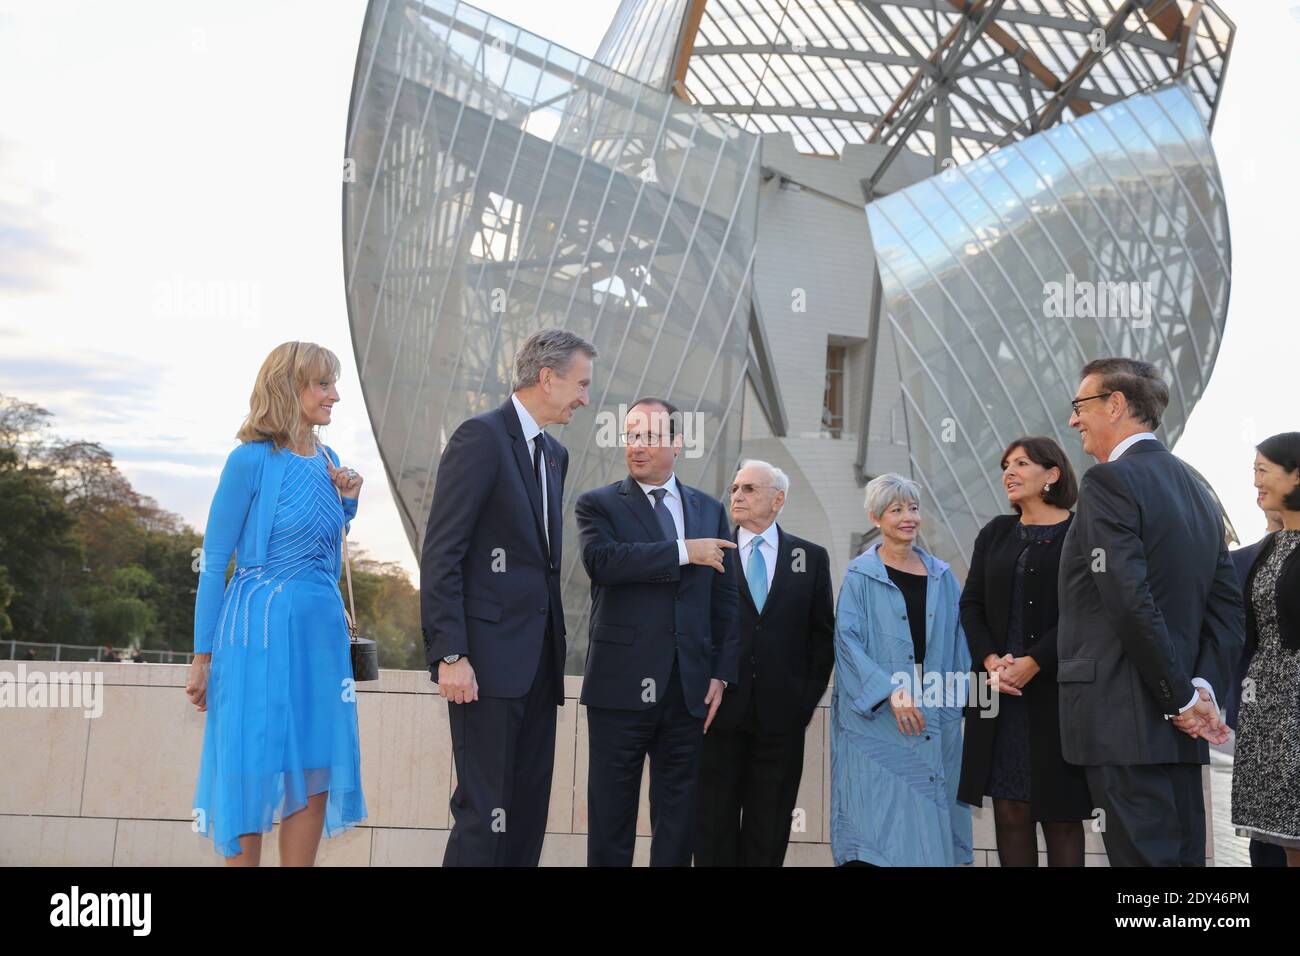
[0,394,421,667]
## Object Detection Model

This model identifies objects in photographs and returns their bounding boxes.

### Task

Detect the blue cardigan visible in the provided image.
[193,440,357,654]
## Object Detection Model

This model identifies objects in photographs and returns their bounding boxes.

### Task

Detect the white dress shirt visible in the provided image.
[1107,430,1157,461]
[511,393,548,549]
[635,474,689,565]
[1106,429,1215,717]
[737,522,778,594]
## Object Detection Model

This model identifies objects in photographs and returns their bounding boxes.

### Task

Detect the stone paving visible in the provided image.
[1209,740,1251,867]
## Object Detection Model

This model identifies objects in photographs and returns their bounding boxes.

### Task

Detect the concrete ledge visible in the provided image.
[1,662,1206,865]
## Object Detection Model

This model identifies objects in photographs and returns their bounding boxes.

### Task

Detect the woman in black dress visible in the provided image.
[958,436,1092,866]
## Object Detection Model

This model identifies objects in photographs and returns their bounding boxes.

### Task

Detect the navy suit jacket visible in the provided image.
[575,474,741,719]
[712,525,834,734]
[1056,439,1244,765]
[420,398,567,699]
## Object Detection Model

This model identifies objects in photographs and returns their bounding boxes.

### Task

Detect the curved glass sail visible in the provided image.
[344,0,760,667]
[865,82,1231,575]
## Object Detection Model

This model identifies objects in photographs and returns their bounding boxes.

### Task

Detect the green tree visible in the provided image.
[0,394,200,651]
[87,565,158,648]
[0,566,14,637]
[343,549,423,669]
[0,446,84,642]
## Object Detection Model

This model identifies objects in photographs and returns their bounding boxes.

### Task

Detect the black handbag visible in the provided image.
[338,492,379,682]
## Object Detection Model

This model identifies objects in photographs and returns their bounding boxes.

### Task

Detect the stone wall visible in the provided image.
[1,662,1214,865]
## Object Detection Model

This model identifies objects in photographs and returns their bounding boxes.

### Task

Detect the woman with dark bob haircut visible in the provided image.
[958,436,1093,866]
[1231,431,1300,866]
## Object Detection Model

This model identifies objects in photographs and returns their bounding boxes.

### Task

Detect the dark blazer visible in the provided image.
[711,525,834,735]
[1243,531,1300,653]
[957,512,1092,820]
[1226,538,1267,730]
[1056,438,1245,766]
[420,398,567,699]
[575,475,741,719]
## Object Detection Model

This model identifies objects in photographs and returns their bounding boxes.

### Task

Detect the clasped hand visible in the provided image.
[983,653,1038,697]
[1170,687,1230,744]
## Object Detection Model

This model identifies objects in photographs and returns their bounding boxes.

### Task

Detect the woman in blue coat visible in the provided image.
[184,341,368,864]
[831,473,973,866]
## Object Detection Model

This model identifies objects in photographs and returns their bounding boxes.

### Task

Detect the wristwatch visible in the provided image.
[442,654,463,665]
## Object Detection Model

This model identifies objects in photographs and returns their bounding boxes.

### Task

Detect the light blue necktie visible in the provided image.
[747,537,768,612]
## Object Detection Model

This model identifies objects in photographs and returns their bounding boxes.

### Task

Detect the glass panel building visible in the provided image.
[344,0,759,666]
[865,82,1230,575]
[344,0,1235,669]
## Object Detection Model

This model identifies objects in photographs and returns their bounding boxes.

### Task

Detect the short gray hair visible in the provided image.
[864,473,920,519]
[737,458,790,498]
[512,329,597,390]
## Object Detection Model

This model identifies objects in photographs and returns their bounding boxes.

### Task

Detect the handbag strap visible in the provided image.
[334,482,359,642]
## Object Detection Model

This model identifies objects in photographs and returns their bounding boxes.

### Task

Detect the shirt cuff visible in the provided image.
[1190,677,1217,713]
[1170,678,1217,717]
[677,539,688,565]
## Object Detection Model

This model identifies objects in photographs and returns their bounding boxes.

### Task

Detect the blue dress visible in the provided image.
[193,447,367,857]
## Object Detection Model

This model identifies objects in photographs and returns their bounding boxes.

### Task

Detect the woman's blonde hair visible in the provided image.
[236,341,343,450]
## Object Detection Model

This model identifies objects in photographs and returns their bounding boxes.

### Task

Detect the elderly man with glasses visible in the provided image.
[693,459,834,867]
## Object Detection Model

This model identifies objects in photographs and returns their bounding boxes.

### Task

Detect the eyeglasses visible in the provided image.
[728,482,772,496]
[1070,392,1113,414]
[622,431,671,447]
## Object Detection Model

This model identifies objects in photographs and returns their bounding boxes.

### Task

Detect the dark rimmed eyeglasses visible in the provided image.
[1070,391,1113,414]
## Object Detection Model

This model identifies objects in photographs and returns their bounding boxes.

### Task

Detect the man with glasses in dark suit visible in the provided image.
[1056,357,1244,866]
[575,397,740,866]
[694,459,834,866]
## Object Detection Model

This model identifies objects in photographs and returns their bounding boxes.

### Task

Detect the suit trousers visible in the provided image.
[586,655,704,866]
[1085,763,1205,866]
[694,705,806,867]
[443,624,558,867]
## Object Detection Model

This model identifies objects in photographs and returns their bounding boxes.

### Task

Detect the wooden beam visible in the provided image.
[670,0,710,102]
[947,0,1094,118]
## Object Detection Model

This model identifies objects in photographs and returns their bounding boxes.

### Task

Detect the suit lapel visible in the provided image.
[679,477,702,540]
[618,475,663,541]
[764,525,791,617]
[736,526,758,615]
[543,434,561,567]
[501,399,549,557]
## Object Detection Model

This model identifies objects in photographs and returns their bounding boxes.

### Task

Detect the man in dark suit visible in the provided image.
[421,329,596,866]
[693,459,834,867]
[1228,509,1287,867]
[1057,357,1244,866]
[575,397,741,866]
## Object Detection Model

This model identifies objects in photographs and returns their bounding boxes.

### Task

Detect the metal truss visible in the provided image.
[597,0,1235,187]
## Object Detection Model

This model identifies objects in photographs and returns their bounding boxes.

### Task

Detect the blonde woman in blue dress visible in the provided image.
[185,341,368,865]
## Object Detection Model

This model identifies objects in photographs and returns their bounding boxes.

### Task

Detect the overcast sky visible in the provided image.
[2,0,1296,579]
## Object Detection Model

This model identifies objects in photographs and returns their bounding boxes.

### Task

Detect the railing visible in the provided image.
[2,640,194,664]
